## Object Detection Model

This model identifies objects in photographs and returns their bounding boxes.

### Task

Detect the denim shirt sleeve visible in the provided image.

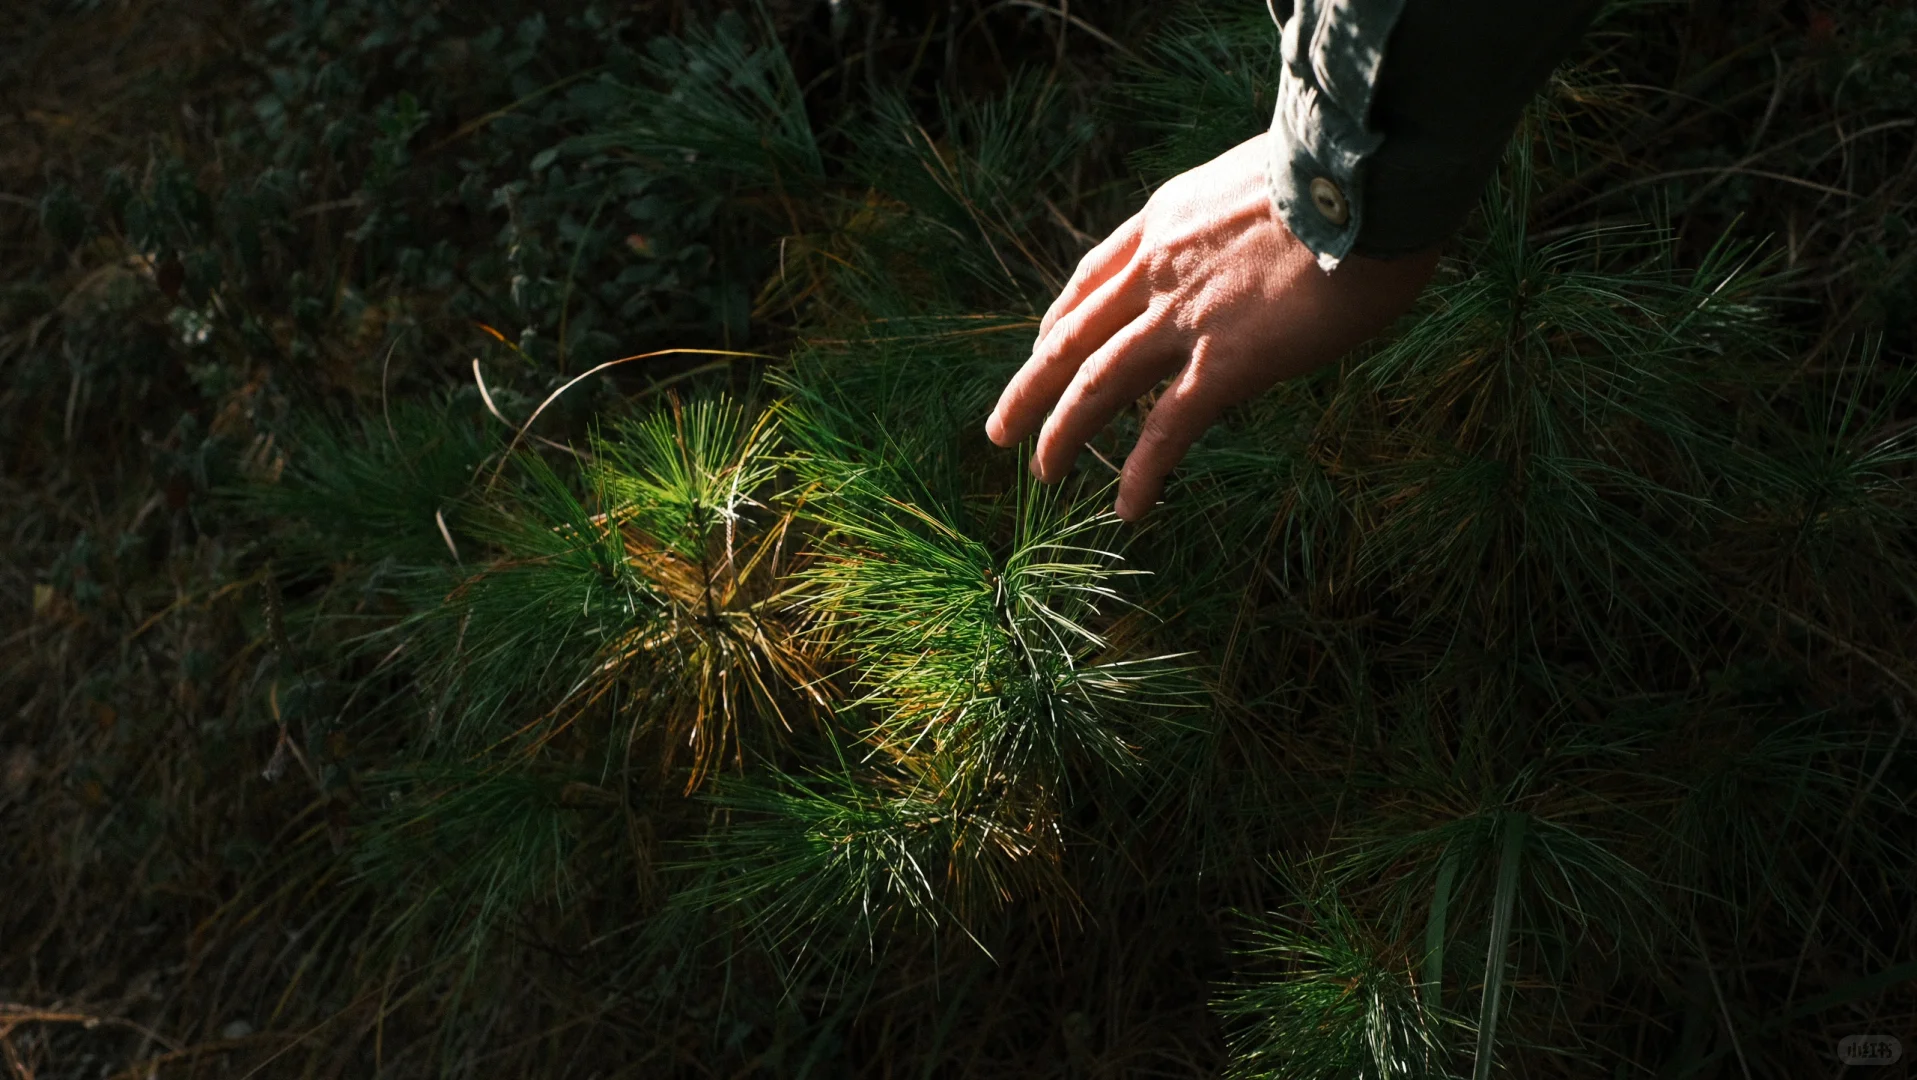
[1265,0,1408,273]
[1266,0,1604,272]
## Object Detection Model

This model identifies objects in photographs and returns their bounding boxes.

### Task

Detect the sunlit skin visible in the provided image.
[985,131,1441,523]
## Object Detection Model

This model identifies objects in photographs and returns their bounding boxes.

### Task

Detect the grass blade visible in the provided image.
[1473,811,1529,1080]
[1423,842,1461,1007]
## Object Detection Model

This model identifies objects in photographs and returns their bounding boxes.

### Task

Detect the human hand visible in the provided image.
[985,132,1439,522]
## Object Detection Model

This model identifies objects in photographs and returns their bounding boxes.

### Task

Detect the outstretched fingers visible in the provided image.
[989,260,1148,448]
[1031,312,1183,483]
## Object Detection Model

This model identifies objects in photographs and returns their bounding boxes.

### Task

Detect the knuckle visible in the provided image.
[1184,334,1218,372]
[1039,301,1065,333]
[1131,419,1175,460]
[1049,314,1087,357]
[1077,359,1121,403]
[1138,396,1199,455]
[1142,249,1182,292]
[1128,239,1160,275]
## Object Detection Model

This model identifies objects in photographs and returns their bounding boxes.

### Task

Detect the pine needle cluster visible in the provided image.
[198,3,1917,1075]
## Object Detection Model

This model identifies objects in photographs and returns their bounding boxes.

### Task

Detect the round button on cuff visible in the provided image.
[1308,176,1350,227]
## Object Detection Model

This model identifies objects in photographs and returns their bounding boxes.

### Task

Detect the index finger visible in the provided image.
[1038,212,1145,344]
[989,263,1148,448]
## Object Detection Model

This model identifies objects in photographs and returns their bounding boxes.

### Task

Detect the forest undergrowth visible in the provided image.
[3,0,1915,1077]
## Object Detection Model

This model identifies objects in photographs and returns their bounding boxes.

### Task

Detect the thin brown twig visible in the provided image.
[1,1035,29,1080]
[0,1004,182,1055]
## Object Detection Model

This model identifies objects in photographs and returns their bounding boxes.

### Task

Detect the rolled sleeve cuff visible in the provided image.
[1265,0,1406,273]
